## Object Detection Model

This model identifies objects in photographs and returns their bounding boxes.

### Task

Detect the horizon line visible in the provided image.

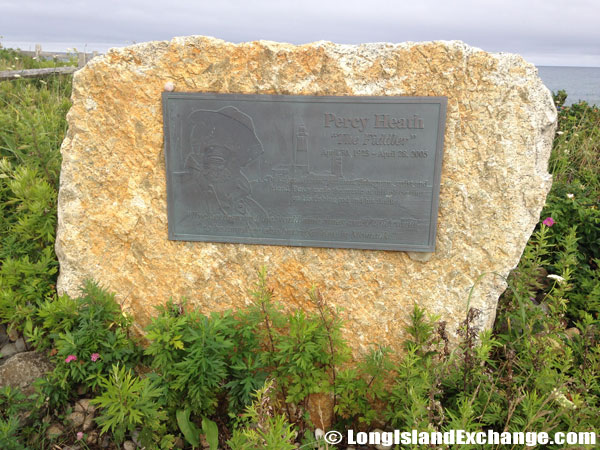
[2,41,599,69]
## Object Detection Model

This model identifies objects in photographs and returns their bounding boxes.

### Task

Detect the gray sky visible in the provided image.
[1,0,599,66]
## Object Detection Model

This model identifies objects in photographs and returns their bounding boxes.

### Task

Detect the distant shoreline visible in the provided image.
[3,44,598,106]
[1,41,119,54]
[2,41,599,68]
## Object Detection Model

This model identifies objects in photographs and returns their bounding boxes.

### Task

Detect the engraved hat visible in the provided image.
[188,107,263,168]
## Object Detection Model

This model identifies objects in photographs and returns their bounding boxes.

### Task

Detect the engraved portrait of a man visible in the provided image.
[180,106,267,219]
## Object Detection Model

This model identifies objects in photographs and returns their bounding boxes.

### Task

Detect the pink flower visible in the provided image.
[65,355,77,363]
[543,217,555,227]
[91,353,100,362]
[76,431,84,440]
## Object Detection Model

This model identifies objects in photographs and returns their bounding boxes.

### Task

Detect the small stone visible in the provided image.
[131,429,140,445]
[67,410,86,428]
[46,423,64,439]
[76,398,96,414]
[14,337,27,352]
[83,414,94,431]
[1,343,18,359]
[407,251,434,263]
[199,434,210,449]
[69,398,96,431]
[123,440,136,450]
[18,409,32,423]
[565,327,581,338]
[87,431,99,445]
[101,434,111,447]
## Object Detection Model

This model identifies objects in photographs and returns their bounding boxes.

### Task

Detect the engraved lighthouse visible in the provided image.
[293,123,309,176]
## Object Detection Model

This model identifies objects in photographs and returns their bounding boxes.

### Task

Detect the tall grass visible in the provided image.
[0,46,76,71]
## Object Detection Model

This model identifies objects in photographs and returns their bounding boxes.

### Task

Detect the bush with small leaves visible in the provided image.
[228,380,297,450]
[92,364,174,449]
[33,281,140,406]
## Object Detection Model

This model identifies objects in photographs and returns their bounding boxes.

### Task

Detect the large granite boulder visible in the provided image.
[56,36,556,352]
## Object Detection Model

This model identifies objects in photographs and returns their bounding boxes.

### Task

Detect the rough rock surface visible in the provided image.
[0,351,54,395]
[56,36,556,352]
[67,398,96,431]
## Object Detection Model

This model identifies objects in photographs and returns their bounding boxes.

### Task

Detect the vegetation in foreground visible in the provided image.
[0,47,599,449]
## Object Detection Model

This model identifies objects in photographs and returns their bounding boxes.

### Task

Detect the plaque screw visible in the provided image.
[164,81,175,92]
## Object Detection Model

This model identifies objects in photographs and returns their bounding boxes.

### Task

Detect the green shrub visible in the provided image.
[144,302,237,418]
[385,305,446,430]
[540,95,600,321]
[92,364,174,448]
[33,281,140,406]
[0,386,30,450]
[244,270,349,428]
[0,63,71,332]
[228,380,297,450]
[334,345,391,428]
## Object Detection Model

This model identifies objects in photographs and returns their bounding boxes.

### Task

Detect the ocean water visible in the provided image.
[537,66,600,106]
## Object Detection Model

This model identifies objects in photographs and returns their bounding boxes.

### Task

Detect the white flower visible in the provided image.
[552,388,576,410]
[314,428,324,440]
[547,274,565,283]
[566,193,574,199]
[556,131,564,135]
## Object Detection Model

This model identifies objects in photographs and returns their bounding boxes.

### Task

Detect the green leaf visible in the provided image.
[176,409,200,447]
[202,417,219,450]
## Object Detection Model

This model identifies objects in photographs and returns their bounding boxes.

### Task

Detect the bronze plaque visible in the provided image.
[162,93,447,251]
